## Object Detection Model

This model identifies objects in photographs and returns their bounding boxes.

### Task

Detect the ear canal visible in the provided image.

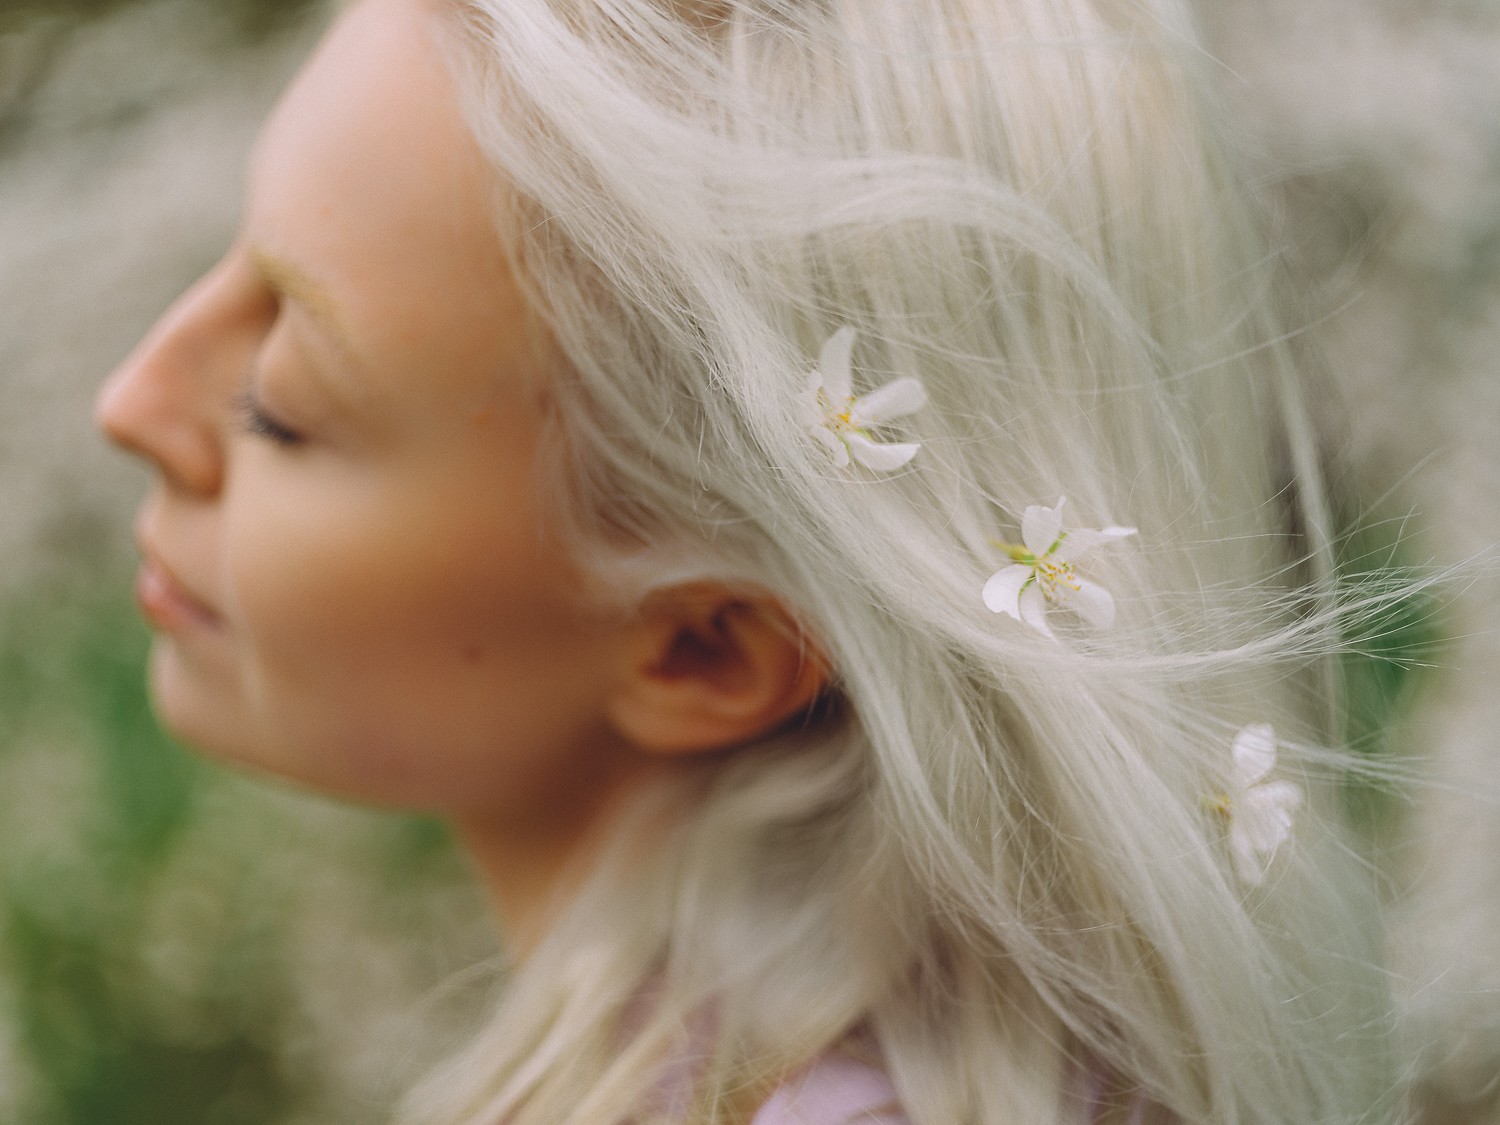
[606,588,829,756]
[653,604,752,687]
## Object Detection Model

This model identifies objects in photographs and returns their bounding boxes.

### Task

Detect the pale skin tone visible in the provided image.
[96,0,823,947]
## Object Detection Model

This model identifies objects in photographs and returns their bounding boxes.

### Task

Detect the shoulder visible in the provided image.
[752,1051,911,1125]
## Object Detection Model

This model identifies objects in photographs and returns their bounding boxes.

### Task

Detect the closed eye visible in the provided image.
[235,384,305,448]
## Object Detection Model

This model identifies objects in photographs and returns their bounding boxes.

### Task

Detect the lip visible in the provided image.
[135,548,222,633]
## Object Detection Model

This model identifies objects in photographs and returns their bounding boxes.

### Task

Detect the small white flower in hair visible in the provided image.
[982,497,1135,636]
[1206,722,1304,885]
[801,326,928,472]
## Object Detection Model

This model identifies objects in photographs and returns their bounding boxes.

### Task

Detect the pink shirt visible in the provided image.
[750,1051,1138,1123]
[752,1053,911,1124]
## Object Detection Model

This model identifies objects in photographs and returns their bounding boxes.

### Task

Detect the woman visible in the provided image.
[98,0,1404,1120]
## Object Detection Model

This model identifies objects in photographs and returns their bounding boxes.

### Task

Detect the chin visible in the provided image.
[147,646,414,807]
[146,640,273,774]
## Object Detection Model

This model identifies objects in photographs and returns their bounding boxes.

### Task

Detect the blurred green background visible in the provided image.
[0,0,1436,1121]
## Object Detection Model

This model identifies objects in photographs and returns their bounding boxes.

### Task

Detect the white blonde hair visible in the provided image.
[404,0,1404,1121]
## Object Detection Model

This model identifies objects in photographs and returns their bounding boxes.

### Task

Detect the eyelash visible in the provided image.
[235,385,304,448]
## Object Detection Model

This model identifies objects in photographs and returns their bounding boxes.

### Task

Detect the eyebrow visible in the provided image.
[251,247,348,340]
[249,246,373,408]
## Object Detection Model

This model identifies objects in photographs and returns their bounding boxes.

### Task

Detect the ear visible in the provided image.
[606,584,830,756]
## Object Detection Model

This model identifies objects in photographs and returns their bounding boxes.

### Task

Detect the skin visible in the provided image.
[95,0,652,938]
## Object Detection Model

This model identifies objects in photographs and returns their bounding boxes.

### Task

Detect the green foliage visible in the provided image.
[0,0,319,40]
[0,582,283,1124]
[0,588,199,866]
[5,898,284,1125]
[0,577,486,1124]
[1335,520,1439,838]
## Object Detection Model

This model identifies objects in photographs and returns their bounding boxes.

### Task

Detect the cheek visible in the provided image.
[219,463,621,811]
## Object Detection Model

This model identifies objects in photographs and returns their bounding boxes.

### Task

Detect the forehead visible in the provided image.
[243,0,543,402]
[249,0,472,241]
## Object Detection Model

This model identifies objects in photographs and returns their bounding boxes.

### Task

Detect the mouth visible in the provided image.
[135,548,222,633]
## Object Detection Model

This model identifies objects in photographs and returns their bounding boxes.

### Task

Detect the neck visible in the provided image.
[451,760,670,955]
[454,820,574,954]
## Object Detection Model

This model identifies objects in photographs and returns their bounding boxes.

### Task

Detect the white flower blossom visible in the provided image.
[981,497,1135,636]
[801,327,927,472]
[1207,723,1304,885]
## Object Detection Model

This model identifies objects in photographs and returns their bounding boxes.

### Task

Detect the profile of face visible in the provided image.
[97,0,825,916]
[97,0,638,838]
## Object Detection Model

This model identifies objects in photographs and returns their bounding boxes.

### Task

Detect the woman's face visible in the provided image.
[96,0,640,838]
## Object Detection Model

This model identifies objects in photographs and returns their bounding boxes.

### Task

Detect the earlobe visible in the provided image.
[606,585,829,756]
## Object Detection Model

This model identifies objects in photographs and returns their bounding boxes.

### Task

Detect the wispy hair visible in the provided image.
[405,0,1408,1121]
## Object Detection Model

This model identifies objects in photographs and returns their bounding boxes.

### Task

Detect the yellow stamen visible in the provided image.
[1035,559,1082,601]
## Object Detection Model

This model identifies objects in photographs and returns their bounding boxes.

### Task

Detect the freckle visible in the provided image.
[461,643,485,664]
[471,406,497,428]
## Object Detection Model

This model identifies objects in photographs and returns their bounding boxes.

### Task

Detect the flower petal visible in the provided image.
[846,432,918,472]
[1237,781,1302,853]
[1229,830,1272,885]
[1017,582,1054,637]
[982,565,1032,617]
[815,326,856,402]
[1231,722,1278,787]
[850,377,928,427]
[810,424,851,466]
[1066,578,1117,629]
[1021,498,1066,557]
[1062,525,1137,557]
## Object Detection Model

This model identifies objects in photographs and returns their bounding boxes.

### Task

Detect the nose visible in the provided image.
[96,262,249,497]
